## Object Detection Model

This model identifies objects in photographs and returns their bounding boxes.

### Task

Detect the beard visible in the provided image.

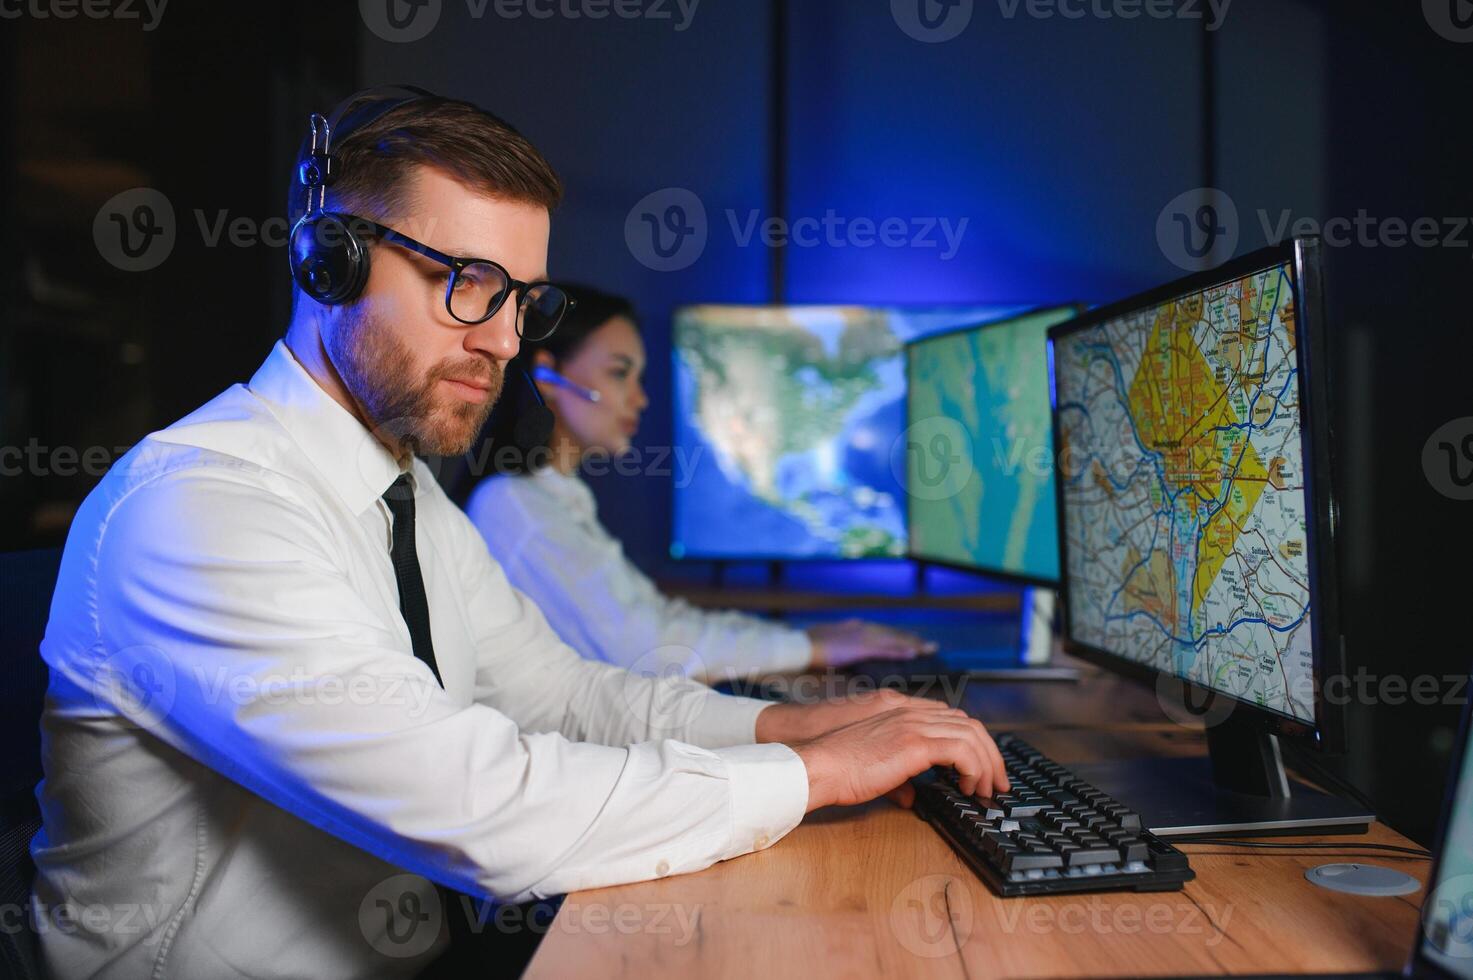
[326,302,504,458]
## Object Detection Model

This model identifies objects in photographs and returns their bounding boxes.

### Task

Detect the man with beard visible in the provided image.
[30,89,1007,980]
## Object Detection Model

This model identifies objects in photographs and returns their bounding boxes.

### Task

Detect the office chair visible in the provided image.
[1,547,62,980]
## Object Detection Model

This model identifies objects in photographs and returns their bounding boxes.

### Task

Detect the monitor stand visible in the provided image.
[1069,715,1374,837]
[931,587,1079,681]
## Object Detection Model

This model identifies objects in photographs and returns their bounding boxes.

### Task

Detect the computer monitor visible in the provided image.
[670,303,1024,561]
[1047,237,1372,835]
[1417,692,1473,978]
[905,305,1082,587]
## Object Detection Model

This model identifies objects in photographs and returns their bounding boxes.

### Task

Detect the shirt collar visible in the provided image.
[249,340,410,515]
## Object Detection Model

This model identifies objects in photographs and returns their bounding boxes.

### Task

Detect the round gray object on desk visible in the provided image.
[1304,862,1421,896]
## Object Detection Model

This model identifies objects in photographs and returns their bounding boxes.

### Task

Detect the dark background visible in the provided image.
[2,0,1468,844]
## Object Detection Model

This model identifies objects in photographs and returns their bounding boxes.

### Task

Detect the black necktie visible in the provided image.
[382,474,442,687]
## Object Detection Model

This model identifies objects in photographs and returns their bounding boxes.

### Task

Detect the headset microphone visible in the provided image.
[532,366,602,403]
[513,363,556,450]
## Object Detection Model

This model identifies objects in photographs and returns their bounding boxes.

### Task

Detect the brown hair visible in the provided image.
[288,94,563,225]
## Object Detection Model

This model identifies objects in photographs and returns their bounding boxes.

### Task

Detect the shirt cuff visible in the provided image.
[713,742,810,860]
[766,626,814,674]
[685,690,775,747]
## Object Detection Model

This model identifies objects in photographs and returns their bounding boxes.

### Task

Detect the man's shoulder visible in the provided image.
[81,384,320,533]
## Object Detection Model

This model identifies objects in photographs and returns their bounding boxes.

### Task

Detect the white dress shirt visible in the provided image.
[466,468,813,683]
[30,340,809,980]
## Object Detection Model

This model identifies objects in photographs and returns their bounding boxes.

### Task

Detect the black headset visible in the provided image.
[288,85,437,305]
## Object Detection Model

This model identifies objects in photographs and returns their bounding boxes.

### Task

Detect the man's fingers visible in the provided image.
[979,724,1009,794]
[907,718,994,792]
[927,735,993,797]
[885,783,916,809]
[913,716,1007,797]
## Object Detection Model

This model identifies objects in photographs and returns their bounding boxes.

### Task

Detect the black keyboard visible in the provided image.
[913,733,1195,896]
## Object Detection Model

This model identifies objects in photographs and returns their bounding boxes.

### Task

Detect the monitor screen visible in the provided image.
[671,304,1023,560]
[906,306,1079,584]
[1422,717,1473,977]
[1051,258,1317,724]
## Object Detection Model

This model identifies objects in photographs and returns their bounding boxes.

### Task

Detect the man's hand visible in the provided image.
[806,618,937,669]
[789,703,1009,812]
[755,688,946,744]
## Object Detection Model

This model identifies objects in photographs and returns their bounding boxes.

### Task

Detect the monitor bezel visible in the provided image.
[1046,238,1348,751]
[666,302,1027,563]
[902,303,1086,589]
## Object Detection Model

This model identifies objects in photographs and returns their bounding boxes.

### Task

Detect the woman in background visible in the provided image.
[463,285,934,683]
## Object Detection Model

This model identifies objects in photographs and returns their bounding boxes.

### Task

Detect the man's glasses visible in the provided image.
[342,214,573,341]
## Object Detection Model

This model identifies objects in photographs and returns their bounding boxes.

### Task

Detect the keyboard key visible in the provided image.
[1003,802,1048,818]
[1121,840,1150,863]
[1003,850,1065,872]
[1066,846,1123,866]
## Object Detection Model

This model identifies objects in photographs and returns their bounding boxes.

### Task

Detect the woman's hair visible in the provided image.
[454,284,638,492]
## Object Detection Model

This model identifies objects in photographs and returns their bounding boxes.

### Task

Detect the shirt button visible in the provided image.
[656,860,670,876]
[754,835,770,849]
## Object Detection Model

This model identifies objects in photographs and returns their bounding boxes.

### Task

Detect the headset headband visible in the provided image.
[295,84,437,215]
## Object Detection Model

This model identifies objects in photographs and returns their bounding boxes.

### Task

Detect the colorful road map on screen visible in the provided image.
[1052,262,1315,721]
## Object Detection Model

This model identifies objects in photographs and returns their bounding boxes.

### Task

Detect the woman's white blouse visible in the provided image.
[466,467,813,683]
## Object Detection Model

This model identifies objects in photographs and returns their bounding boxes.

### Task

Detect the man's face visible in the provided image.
[323,166,551,457]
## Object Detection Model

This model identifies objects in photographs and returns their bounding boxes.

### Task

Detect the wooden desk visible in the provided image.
[527,661,1431,979]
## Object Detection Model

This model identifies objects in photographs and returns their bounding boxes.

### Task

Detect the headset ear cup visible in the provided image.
[289,212,371,305]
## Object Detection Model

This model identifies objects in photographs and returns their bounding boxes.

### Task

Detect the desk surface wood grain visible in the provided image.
[527,663,1431,979]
